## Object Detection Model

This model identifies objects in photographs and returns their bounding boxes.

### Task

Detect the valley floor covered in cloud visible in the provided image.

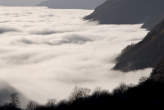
[0,7,152,104]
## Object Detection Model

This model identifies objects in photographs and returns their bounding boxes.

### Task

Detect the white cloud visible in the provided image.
[0,7,151,104]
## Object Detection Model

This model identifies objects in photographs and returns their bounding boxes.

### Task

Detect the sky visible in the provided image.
[0,0,106,9]
[39,0,106,9]
[0,0,45,6]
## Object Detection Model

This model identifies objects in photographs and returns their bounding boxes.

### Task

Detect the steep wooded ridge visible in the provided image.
[114,19,164,71]
[150,58,164,82]
[39,0,105,9]
[85,0,164,29]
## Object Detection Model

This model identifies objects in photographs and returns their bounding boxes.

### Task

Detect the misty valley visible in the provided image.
[0,0,164,110]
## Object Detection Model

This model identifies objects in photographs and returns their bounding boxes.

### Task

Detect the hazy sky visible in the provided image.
[0,0,45,6]
[0,0,106,8]
[39,0,106,9]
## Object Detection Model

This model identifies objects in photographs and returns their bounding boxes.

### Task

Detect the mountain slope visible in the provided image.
[85,0,164,29]
[113,19,164,72]
[150,58,164,82]
[39,0,106,9]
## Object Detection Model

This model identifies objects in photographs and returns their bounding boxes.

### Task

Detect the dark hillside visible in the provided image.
[114,19,164,71]
[85,0,164,29]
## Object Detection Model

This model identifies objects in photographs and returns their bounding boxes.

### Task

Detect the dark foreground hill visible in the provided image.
[113,18,164,72]
[1,61,164,109]
[85,0,164,29]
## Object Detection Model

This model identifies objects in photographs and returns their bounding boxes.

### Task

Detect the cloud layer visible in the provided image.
[0,7,152,104]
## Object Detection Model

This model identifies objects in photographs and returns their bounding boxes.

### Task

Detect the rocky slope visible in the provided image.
[114,18,164,71]
[150,58,164,82]
[85,0,164,29]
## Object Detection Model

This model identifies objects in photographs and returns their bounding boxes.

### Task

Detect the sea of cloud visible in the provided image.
[0,7,152,104]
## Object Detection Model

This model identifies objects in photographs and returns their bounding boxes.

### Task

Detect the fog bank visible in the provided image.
[0,7,152,104]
